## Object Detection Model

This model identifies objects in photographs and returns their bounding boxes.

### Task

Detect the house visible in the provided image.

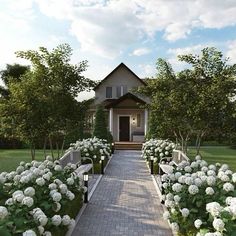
[87,63,149,142]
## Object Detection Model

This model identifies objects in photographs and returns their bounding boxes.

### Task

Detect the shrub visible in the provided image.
[142,139,176,163]
[0,157,84,235]
[68,137,112,163]
[161,156,236,235]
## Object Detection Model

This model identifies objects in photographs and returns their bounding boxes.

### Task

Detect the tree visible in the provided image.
[0,63,29,98]
[0,44,96,159]
[138,48,236,153]
[93,105,109,140]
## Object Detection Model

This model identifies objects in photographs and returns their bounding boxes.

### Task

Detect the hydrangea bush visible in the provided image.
[161,156,236,236]
[67,137,112,163]
[142,139,176,163]
[0,157,84,235]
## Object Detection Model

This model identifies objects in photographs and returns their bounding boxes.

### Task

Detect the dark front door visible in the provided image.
[119,116,130,141]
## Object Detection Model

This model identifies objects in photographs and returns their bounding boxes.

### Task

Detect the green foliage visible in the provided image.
[139,47,236,152]
[93,105,109,140]
[0,44,94,158]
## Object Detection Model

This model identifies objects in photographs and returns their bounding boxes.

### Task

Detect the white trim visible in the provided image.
[109,108,113,134]
[117,115,132,141]
[144,109,148,136]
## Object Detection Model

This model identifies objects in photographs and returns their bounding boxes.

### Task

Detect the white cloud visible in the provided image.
[131,47,151,56]
[138,63,156,77]
[30,0,236,58]
[226,40,236,64]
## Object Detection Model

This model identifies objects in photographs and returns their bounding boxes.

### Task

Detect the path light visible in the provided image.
[83,172,89,203]
[111,143,114,154]
[101,156,105,175]
[150,156,154,175]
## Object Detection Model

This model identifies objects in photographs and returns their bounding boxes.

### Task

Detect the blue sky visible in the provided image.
[1,0,236,100]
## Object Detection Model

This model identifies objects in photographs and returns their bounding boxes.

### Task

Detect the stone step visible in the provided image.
[114,142,143,150]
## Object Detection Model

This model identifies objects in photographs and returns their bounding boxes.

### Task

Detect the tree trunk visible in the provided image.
[60,137,65,157]
[196,131,205,155]
[49,135,54,161]
[43,137,47,160]
[30,142,35,160]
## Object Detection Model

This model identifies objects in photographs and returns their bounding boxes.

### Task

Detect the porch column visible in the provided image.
[144,109,148,136]
[109,108,113,135]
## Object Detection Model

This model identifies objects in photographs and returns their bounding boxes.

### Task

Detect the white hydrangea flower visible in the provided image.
[205,187,215,195]
[49,183,57,190]
[207,170,216,176]
[5,198,13,206]
[185,177,194,185]
[184,166,192,173]
[22,230,37,236]
[207,176,216,186]
[38,226,44,235]
[194,219,202,228]
[223,182,234,192]
[38,215,48,226]
[54,165,62,171]
[194,178,203,187]
[62,215,71,225]
[59,184,68,194]
[43,231,52,236]
[174,195,181,203]
[213,218,225,231]
[232,173,236,183]
[162,183,168,189]
[171,222,179,232]
[36,177,45,186]
[163,211,170,220]
[195,155,201,161]
[22,196,34,208]
[206,202,222,217]
[188,185,199,195]
[52,192,62,202]
[66,191,75,201]
[220,164,229,171]
[180,208,190,217]
[0,206,8,220]
[172,183,183,192]
[67,178,74,185]
[24,187,35,197]
[51,215,62,226]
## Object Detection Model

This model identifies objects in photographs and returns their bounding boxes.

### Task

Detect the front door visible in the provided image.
[119,116,130,141]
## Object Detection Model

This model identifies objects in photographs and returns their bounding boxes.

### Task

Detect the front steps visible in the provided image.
[114,142,143,150]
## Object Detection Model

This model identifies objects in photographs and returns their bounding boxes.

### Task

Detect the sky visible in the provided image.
[1,0,236,100]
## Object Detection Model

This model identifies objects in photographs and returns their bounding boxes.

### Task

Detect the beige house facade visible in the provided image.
[89,63,149,142]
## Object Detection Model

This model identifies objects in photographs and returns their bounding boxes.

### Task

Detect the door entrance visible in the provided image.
[119,116,130,141]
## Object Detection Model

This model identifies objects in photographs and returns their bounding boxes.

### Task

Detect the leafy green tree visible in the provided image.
[93,105,109,140]
[0,44,95,159]
[139,48,236,153]
[0,63,29,98]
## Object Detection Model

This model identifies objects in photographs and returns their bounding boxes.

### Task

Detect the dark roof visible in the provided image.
[105,92,147,109]
[94,63,146,90]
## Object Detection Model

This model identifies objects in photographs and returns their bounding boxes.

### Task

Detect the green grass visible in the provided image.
[188,146,236,171]
[0,149,110,173]
[0,149,48,172]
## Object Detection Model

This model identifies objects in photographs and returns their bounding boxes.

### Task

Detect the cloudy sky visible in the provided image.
[1,0,236,100]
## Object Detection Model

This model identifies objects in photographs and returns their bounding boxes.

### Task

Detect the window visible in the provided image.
[116,85,127,98]
[106,87,112,98]
[137,114,141,127]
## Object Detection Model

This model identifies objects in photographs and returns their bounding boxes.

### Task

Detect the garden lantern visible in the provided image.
[83,172,89,203]
[150,156,154,175]
[101,155,105,175]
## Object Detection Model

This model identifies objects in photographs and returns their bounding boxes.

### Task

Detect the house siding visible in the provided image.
[94,66,144,105]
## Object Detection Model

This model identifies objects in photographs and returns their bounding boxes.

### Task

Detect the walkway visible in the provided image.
[71,150,172,236]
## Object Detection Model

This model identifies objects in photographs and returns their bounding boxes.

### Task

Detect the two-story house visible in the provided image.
[87,63,149,142]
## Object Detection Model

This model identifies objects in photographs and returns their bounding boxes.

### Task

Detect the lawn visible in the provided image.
[187,146,236,171]
[0,149,48,172]
[0,149,109,174]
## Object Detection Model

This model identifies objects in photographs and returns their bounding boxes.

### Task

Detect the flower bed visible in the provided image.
[142,139,176,162]
[68,137,112,164]
[161,156,236,236]
[0,158,84,235]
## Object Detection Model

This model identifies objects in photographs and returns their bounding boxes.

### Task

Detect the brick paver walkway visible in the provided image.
[71,150,172,236]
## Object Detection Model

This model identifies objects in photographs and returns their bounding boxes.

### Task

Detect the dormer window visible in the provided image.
[116,85,127,98]
[106,87,112,98]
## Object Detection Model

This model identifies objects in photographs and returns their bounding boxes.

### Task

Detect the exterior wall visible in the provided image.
[94,66,144,105]
[112,109,145,141]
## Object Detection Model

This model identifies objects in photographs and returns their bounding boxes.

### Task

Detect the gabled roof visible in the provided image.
[105,92,147,108]
[94,62,146,90]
